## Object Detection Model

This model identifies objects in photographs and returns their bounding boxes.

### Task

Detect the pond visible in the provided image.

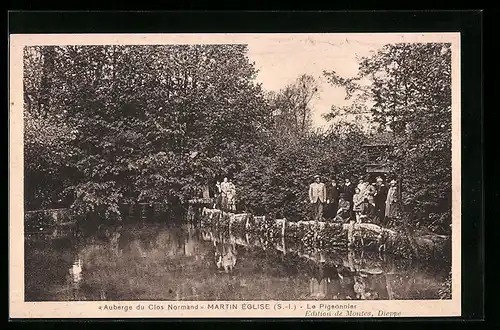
[25,223,451,301]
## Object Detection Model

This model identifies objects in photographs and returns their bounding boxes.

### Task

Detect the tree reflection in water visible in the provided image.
[24,223,450,301]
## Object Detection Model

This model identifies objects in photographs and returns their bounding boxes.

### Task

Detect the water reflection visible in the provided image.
[68,257,83,299]
[305,250,392,300]
[24,223,450,301]
[214,240,237,273]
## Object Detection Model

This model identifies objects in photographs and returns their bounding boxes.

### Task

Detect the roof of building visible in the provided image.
[363,131,397,147]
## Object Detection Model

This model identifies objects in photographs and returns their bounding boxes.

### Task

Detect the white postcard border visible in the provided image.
[9,32,461,319]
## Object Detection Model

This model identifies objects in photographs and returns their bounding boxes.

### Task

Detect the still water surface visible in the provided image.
[25,223,450,301]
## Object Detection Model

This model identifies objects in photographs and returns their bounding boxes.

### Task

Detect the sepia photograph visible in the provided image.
[10,32,461,318]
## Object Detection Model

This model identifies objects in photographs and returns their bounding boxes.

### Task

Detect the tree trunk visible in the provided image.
[39,47,56,117]
[399,177,420,259]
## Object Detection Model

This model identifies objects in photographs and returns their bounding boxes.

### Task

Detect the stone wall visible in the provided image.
[199,207,450,261]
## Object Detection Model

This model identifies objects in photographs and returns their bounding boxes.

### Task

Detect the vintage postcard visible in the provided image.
[9,32,461,318]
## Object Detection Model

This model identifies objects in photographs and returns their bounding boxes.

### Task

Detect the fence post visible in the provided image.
[245,214,251,231]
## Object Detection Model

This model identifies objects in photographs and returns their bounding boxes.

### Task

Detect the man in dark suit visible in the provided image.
[374,177,388,224]
[342,178,356,220]
[326,179,340,220]
[342,178,355,204]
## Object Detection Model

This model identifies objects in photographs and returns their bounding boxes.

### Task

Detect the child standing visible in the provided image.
[352,187,363,223]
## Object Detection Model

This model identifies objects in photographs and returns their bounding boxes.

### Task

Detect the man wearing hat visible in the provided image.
[326,178,340,219]
[309,175,327,221]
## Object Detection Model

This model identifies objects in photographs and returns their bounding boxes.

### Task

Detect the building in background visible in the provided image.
[362,131,395,180]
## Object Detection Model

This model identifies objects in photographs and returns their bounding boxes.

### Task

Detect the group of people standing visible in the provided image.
[213,177,237,212]
[308,175,399,226]
[208,174,399,226]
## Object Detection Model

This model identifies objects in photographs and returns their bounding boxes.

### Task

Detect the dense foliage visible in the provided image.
[24,43,452,234]
[24,45,272,219]
[323,43,452,234]
[235,122,367,220]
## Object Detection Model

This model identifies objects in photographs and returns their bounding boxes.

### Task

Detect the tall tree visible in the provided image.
[268,74,318,140]
[24,46,75,210]
[323,43,452,233]
[24,44,273,218]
